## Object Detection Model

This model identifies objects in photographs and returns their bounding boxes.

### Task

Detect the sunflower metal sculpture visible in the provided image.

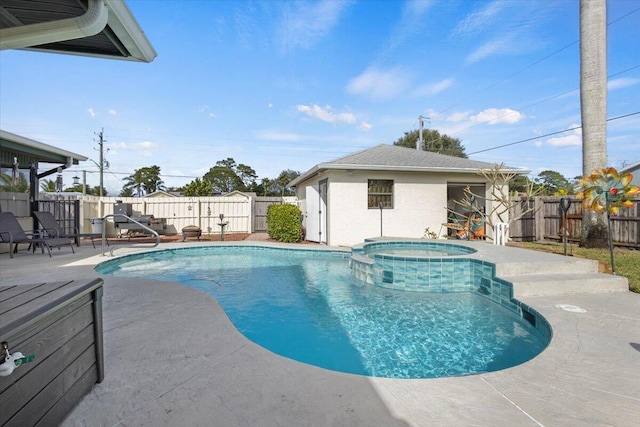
[578,167,639,273]
[579,167,639,214]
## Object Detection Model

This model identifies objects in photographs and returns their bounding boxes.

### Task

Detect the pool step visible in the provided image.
[501,272,629,297]
[495,257,599,276]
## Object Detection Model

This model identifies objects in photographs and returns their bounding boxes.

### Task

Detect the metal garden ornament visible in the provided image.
[578,167,639,274]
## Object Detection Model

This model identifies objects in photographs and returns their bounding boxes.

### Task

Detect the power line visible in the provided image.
[439,63,640,139]
[432,6,640,117]
[467,111,640,155]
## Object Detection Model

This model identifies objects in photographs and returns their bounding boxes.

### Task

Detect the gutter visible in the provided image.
[0,0,108,50]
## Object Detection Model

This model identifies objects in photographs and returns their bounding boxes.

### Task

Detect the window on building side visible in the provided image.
[368,179,393,208]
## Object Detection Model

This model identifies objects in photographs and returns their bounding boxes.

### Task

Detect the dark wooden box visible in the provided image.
[0,279,104,426]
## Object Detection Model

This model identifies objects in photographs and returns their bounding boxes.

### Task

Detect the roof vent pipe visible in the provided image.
[0,0,108,50]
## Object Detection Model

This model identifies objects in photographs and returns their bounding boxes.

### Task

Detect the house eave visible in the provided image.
[290,163,529,187]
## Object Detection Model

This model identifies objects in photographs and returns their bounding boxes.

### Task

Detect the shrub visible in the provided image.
[266,204,302,243]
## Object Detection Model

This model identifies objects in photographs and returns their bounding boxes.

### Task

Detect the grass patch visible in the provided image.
[512,242,640,293]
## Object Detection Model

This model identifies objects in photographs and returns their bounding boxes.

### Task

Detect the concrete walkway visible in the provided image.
[0,240,638,426]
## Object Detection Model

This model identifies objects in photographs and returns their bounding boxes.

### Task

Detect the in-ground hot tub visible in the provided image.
[350,239,479,292]
[349,239,549,348]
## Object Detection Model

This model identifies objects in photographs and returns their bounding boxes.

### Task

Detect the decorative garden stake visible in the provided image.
[578,167,640,274]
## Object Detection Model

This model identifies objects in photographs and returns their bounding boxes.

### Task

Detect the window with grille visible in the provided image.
[368,179,393,208]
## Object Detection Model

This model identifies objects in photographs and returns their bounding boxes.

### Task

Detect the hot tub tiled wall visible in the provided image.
[351,255,489,293]
[349,254,552,340]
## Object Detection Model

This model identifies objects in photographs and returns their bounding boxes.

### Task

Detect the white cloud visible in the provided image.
[255,130,302,141]
[346,67,411,101]
[608,77,639,90]
[134,141,158,157]
[357,121,372,131]
[105,141,158,157]
[415,78,454,96]
[296,104,356,124]
[198,105,217,118]
[454,1,505,37]
[467,36,514,63]
[108,109,117,115]
[470,108,525,125]
[107,142,127,150]
[268,103,273,108]
[446,111,470,122]
[378,0,434,59]
[87,108,96,118]
[546,126,582,147]
[277,0,352,53]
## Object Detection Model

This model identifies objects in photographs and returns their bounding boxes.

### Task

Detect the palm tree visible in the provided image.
[122,169,145,196]
[579,0,608,248]
[40,179,57,192]
[122,165,165,196]
[0,172,29,192]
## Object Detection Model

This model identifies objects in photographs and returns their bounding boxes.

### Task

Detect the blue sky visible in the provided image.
[1,0,639,195]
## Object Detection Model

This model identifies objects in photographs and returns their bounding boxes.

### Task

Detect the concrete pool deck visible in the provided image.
[1,239,639,426]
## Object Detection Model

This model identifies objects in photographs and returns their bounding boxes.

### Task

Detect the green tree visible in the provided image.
[259,177,272,196]
[202,158,252,193]
[122,165,165,196]
[509,175,533,194]
[274,169,300,196]
[236,163,258,190]
[122,170,145,196]
[203,166,243,193]
[393,129,467,158]
[119,187,134,197]
[0,172,29,193]
[535,170,574,195]
[182,178,213,196]
[40,178,57,192]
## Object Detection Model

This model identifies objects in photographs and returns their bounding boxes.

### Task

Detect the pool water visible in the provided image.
[97,246,548,379]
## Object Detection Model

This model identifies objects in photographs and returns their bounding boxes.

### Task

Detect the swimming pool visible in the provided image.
[96,245,550,379]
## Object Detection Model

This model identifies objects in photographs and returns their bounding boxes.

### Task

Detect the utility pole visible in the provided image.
[95,128,107,197]
[418,115,429,150]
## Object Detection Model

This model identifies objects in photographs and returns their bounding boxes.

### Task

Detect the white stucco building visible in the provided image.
[290,144,526,247]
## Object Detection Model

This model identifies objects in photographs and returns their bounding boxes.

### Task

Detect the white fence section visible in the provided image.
[0,192,30,217]
[0,192,299,237]
[79,196,253,236]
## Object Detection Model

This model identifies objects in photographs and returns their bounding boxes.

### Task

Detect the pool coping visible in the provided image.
[1,239,638,426]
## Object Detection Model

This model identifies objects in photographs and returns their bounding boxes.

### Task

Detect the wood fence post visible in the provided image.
[535,196,544,242]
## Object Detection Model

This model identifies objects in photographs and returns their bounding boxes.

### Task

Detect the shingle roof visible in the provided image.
[327,144,502,169]
[290,144,525,186]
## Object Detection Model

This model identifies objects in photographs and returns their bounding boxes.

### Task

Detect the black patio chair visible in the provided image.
[0,212,75,258]
[33,211,106,248]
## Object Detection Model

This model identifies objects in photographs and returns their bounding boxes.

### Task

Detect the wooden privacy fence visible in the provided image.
[510,196,640,248]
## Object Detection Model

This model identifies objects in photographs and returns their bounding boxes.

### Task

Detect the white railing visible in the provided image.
[101,214,160,257]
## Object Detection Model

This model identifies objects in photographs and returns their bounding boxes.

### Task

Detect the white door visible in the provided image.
[306,185,320,242]
[319,180,327,244]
